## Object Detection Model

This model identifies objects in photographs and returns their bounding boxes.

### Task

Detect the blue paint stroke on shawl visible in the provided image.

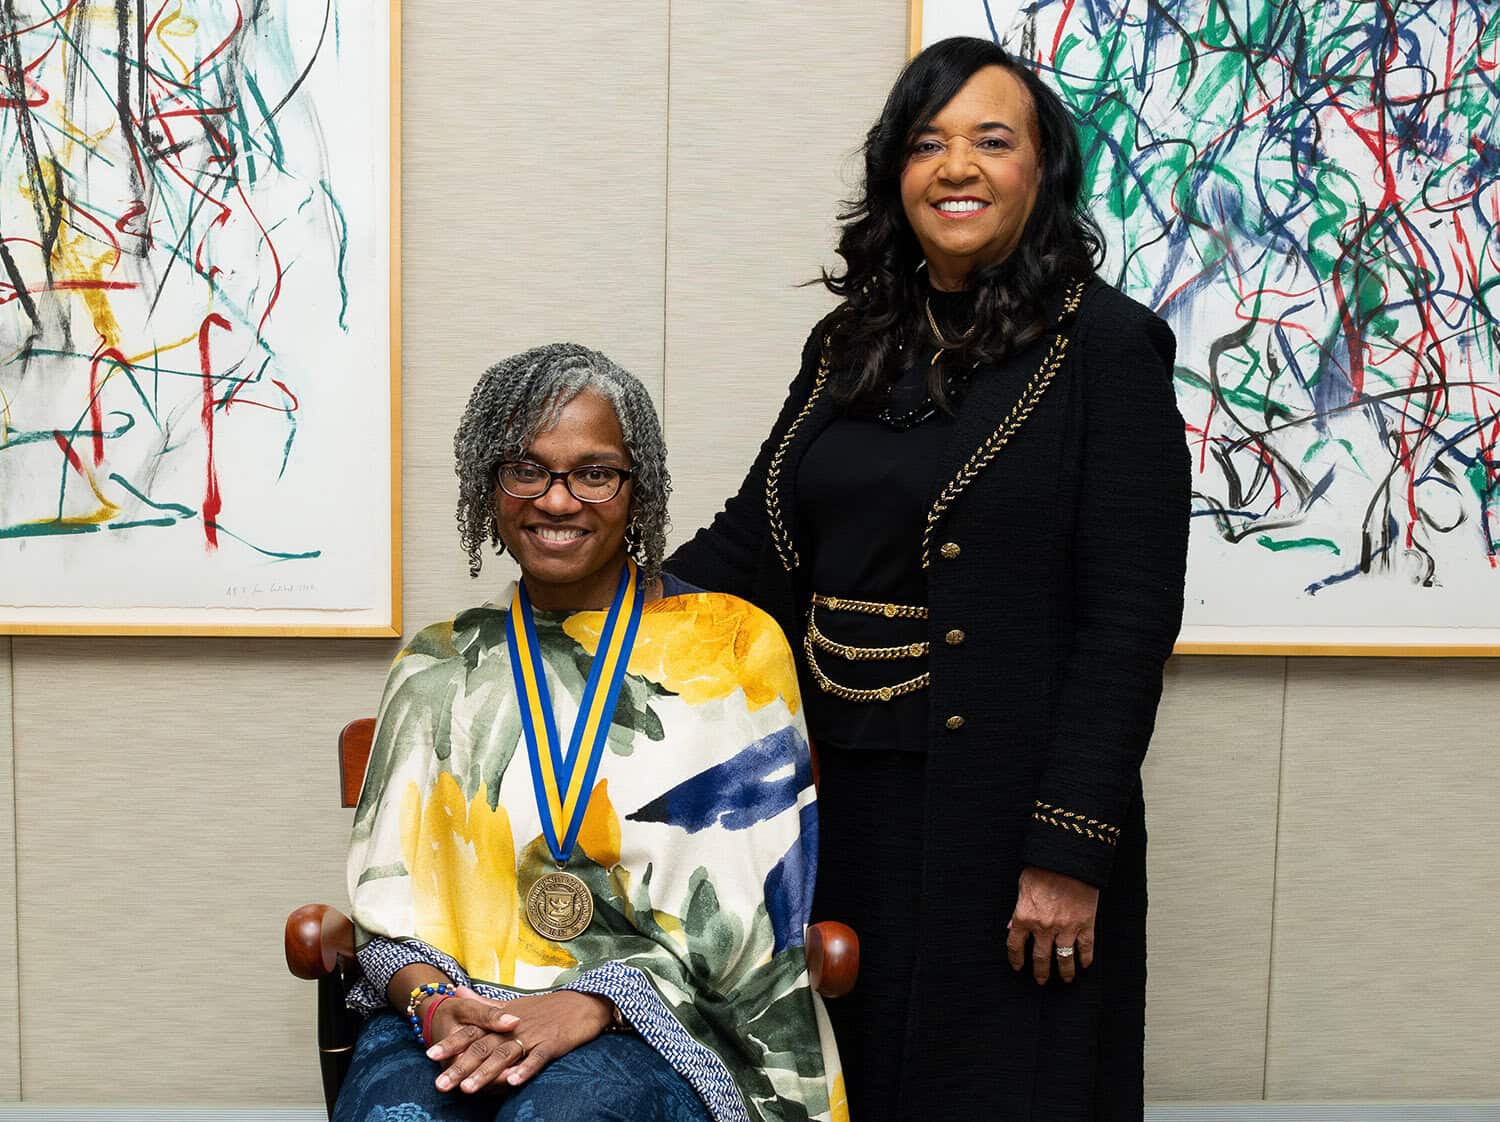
[627,726,811,833]
[764,802,818,953]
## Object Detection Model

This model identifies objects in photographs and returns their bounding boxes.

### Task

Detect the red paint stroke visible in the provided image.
[52,431,84,476]
[218,378,304,414]
[115,200,152,246]
[238,182,284,337]
[197,313,233,549]
[87,347,132,465]
[0,32,59,108]
[31,280,137,294]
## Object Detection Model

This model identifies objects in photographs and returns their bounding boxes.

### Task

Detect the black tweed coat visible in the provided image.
[668,277,1191,1120]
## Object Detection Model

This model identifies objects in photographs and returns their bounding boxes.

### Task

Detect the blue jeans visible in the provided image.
[332,1010,714,1122]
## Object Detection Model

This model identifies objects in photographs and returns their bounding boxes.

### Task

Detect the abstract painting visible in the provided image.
[0,1,396,634]
[916,1,1500,650]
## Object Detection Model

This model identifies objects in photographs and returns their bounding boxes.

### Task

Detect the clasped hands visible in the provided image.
[1006,865,1099,985]
[423,988,614,1095]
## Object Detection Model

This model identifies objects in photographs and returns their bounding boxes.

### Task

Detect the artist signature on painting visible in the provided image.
[225,582,318,598]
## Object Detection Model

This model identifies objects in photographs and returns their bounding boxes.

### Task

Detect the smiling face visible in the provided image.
[899,65,1043,290]
[494,389,633,611]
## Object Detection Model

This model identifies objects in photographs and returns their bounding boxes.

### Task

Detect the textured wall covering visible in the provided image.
[662,2,900,540]
[3,0,1495,1108]
[1266,659,1500,1099]
[0,642,14,1101]
[1143,658,1284,1098]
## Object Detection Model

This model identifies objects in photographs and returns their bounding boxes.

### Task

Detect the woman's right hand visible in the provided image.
[424,991,525,1094]
[425,988,615,1094]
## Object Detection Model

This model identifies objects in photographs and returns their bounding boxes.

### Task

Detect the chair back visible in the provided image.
[339,718,377,807]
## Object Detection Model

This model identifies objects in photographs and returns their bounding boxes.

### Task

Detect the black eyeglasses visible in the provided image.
[495,460,633,503]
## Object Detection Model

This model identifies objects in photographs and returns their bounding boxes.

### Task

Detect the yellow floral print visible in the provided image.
[565,592,800,714]
[400,772,572,982]
[830,1074,850,1122]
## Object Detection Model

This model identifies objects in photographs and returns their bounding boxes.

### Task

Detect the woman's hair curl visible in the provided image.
[454,343,671,583]
[822,36,1104,407]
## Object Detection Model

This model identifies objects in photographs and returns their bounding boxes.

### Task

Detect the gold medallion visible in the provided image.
[525,870,594,941]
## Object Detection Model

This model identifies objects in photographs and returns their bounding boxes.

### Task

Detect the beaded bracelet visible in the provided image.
[406,982,457,1046]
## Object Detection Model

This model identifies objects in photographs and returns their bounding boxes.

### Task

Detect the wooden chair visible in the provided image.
[285,717,860,1118]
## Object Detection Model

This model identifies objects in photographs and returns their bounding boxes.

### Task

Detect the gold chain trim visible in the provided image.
[764,347,831,572]
[807,605,928,661]
[811,593,929,620]
[1032,800,1121,847]
[802,629,930,702]
[920,280,1088,569]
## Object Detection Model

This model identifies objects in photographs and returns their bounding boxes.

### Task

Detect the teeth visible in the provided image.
[534,527,586,542]
[937,199,987,213]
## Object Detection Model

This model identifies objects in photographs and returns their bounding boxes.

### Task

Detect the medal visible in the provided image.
[505,560,643,941]
[524,870,595,940]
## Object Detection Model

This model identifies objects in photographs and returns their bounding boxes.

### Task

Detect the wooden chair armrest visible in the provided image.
[285,904,356,980]
[807,920,858,998]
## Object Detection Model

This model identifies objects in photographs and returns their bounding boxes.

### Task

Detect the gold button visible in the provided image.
[945,715,965,730]
[945,629,966,646]
[940,541,960,560]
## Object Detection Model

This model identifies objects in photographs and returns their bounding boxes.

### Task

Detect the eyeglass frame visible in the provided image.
[493,459,635,504]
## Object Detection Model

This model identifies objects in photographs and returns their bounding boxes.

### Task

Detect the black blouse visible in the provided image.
[795,286,977,752]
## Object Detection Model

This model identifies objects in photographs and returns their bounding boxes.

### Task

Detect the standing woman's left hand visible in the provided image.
[1006,865,1100,985]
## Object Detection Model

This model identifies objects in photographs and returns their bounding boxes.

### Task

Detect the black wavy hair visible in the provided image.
[821,37,1104,408]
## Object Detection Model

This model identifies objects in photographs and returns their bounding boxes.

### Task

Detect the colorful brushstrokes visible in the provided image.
[985,1,1499,624]
[0,2,377,610]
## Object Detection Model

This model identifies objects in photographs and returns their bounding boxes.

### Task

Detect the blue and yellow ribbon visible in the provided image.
[504,560,643,864]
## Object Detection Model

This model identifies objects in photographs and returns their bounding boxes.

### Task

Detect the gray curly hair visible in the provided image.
[454,343,671,583]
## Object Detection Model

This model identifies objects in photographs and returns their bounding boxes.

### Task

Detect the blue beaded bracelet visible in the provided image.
[406,981,457,1045]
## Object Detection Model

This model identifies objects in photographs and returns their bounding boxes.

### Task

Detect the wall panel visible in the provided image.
[0,642,15,1101]
[1142,656,1284,1099]
[1266,658,1500,1099]
[662,3,905,540]
[12,636,384,1102]
[400,2,669,626]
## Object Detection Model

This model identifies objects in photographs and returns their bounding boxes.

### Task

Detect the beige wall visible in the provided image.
[2,0,1495,1107]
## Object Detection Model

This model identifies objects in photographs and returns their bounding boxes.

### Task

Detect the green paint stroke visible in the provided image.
[321,178,352,330]
[206,520,321,561]
[1256,534,1340,555]
[0,521,101,540]
[108,474,196,517]
[107,517,178,530]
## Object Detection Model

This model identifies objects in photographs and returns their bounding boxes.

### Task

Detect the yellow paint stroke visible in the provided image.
[125,330,199,368]
[156,6,200,81]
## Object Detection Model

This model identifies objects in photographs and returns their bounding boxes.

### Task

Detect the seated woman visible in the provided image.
[336,343,843,1122]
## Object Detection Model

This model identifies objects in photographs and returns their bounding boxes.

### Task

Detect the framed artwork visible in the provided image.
[911,1,1500,654]
[0,0,400,636]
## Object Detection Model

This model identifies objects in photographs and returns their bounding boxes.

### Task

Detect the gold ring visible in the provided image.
[512,1036,528,1055]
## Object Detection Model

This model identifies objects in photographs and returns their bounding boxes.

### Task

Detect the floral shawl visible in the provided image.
[347,584,846,1122]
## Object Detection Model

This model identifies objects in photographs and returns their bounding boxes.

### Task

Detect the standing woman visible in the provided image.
[669,37,1190,1122]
